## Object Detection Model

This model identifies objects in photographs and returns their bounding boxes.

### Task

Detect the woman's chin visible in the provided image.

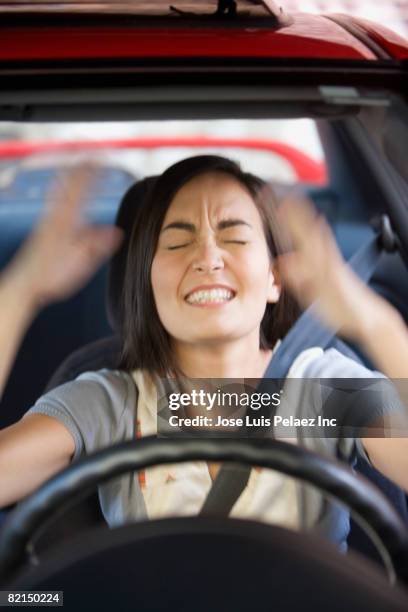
[175,328,250,347]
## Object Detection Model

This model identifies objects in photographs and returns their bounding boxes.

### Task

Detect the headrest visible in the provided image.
[106,176,157,331]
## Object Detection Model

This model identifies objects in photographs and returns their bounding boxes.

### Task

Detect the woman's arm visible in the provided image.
[0,414,75,507]
[277,195,408,378]
[0,368,130,508]
[0,267,39,401]
[277,195,408,491]
[354,302,408,379]
[0,166,123,506]
[0,164,122,399]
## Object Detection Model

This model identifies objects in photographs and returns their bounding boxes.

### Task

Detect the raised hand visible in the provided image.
[0,164,123,397]
[275,194,384,340]
[7,163,123,309]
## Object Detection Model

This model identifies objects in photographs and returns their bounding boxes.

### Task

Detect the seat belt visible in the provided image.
[199,464,253,516]
[199,217,398,517]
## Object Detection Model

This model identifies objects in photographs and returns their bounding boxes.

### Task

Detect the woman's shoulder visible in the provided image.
[301,347,381,379]
[75,368,135,393]
[45,368,135,402]
[26,368,141,460]
[29,368,139,425]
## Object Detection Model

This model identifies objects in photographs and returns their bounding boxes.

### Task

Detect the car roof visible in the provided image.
[0,1,407,62]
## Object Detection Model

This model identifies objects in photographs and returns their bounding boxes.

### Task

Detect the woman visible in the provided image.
[0,156,405,549]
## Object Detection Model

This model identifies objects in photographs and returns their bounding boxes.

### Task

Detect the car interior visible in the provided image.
[0,77,408,607]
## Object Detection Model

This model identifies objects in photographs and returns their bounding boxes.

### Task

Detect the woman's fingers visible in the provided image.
[43,162,101,231]
[277,193,320,251]
[277,251,322,306]
[75,226,124,271]
[43,225,123,302]
[276,252,303,292]
[276,193,374,335]
[277,193,345,271]
[11,163,123,308]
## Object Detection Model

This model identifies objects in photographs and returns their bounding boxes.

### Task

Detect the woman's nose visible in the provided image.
[192,240,224,273]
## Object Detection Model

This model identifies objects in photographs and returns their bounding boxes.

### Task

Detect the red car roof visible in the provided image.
[0,11,407,62]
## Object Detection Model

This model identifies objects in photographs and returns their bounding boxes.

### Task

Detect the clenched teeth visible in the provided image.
[186,288,235,304]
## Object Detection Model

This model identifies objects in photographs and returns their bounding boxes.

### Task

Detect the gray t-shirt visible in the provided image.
[26,348,400,548]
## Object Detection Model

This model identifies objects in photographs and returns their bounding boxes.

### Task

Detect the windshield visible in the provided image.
[0,118,325,213]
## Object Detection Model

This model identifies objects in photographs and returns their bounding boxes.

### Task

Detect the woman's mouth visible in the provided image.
[185,287,236,306]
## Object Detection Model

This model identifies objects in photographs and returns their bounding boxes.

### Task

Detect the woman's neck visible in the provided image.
[174,335,273,379]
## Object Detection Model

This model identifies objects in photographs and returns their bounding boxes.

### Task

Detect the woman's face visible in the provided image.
[151,172,280,348]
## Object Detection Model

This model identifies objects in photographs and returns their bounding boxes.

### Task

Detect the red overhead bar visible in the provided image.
[0,137,327,184]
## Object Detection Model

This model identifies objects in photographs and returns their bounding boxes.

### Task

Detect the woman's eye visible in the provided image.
[223,240,248,245]
[167,242,191,250]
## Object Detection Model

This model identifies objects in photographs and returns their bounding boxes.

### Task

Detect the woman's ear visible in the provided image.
[267,264,281,304]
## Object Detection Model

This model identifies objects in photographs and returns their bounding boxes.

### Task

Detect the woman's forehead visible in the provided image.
[164,171,258,220]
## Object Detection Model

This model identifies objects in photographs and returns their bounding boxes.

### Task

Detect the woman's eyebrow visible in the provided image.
[161,218,252,233]
[217,219,253,230]
[162,221,196,233]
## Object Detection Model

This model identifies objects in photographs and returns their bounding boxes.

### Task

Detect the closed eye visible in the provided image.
[167,242,192,250]
[223,240,248,245]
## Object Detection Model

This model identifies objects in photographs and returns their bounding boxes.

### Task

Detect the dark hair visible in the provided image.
[120,155,300,375]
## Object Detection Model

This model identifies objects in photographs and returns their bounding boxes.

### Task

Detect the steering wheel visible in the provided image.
[0,436,407,591]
